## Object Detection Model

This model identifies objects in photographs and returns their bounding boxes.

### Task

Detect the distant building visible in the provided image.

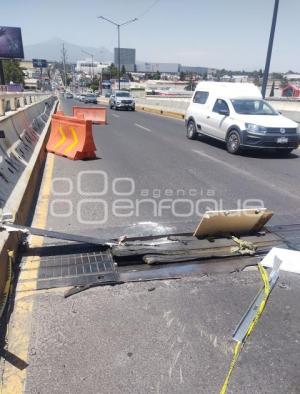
[19,60,50,90]
[180,65,208,74]
[114,48,136,72]
[285,73,300,81]
[136,62,180,73]
[220,75,248,83]
[76,60,110,76]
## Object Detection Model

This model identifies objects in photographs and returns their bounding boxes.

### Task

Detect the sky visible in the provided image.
[1,0,300,72]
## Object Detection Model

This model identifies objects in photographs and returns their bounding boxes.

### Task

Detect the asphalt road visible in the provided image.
[19,98,300,394]
[48,97,300,234]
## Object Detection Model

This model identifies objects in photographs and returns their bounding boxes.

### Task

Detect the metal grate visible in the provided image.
[35,250,117,290]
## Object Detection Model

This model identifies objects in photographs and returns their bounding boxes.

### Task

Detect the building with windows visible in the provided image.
[76,60,110,76]
[19,60,51,90]
[114,48,136,72]
[180,65,208,74]
[136,62,180,74]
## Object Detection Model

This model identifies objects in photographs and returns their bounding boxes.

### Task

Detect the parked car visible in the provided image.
[79,94,86,102]
[185,82,300,155]
[109,91,135,111]
[83,93,97,104]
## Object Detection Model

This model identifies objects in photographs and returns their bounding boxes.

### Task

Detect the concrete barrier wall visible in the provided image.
[0,92,51,117]
[98,96,300,124]
[267,99,300,123]
[0,95,57,298]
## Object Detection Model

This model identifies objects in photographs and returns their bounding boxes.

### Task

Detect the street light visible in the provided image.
[261,0,280,98]
[98,15,138,90]
[82,50,94,81]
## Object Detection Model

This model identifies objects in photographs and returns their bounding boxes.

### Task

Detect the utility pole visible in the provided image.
[261,0,280,98]
[62,43,67,88]
[118,25,120,90]
[98,16,138,90]
[82,50,94,81]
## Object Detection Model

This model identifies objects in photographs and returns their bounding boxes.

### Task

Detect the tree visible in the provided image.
[121,65,126,76]
[179,71,186,81]
[66,75,73,86]
[110,63,118,78]
[90,80,100,92]
[271,72,283,80]
[3,60,25,84]
[185,80,196,91]
[154,71,161,80]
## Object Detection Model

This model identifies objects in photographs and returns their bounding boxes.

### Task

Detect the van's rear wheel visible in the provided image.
[187,120,197,140]
[226,130,241,154]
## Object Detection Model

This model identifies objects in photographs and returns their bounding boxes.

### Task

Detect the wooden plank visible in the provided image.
[193,209,273,238]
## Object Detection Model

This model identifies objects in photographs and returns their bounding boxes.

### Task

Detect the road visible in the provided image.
[48,97,300,234]
[6,98,300,394]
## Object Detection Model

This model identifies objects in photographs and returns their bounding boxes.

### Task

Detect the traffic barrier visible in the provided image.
[8,111,38,163]
[23,98,56,134]
[0,95,57,305]
[46,114,96,160]
[72,106,107,124]
[0,97,57,209]
[0,116,25,205]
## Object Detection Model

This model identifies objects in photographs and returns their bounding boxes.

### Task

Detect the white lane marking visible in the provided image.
[134,123,152,132]
[192,149,262,181]
[192,148,300,201]
[111,113,120,118]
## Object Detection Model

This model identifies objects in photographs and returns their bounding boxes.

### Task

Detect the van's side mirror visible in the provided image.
[218,109,229,116]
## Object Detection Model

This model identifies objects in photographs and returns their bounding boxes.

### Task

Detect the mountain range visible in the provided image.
[24,37,114,63]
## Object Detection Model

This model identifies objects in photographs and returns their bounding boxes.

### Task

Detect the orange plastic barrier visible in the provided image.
[57,109,85,119]
[46,114,96,160]
[73,106,107,124]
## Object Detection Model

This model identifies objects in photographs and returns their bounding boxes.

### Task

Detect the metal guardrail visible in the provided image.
[0,92,52,117]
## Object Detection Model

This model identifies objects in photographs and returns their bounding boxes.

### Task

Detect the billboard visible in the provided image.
[32,59,48,68]
[0,26,24,59]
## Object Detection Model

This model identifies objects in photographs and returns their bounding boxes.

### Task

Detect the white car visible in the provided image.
[109,91,135,111]
[185,82,300,155]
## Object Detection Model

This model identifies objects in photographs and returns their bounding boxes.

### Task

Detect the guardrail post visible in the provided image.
[10,97,16,111]
[19,96,25,108]
[0,98,5,116]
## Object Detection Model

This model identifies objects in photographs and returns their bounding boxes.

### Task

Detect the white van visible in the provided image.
[185,82,300,155]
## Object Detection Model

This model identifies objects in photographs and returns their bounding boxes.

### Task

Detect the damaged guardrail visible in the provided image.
[220,257,281,393]
[0,94,57,304]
